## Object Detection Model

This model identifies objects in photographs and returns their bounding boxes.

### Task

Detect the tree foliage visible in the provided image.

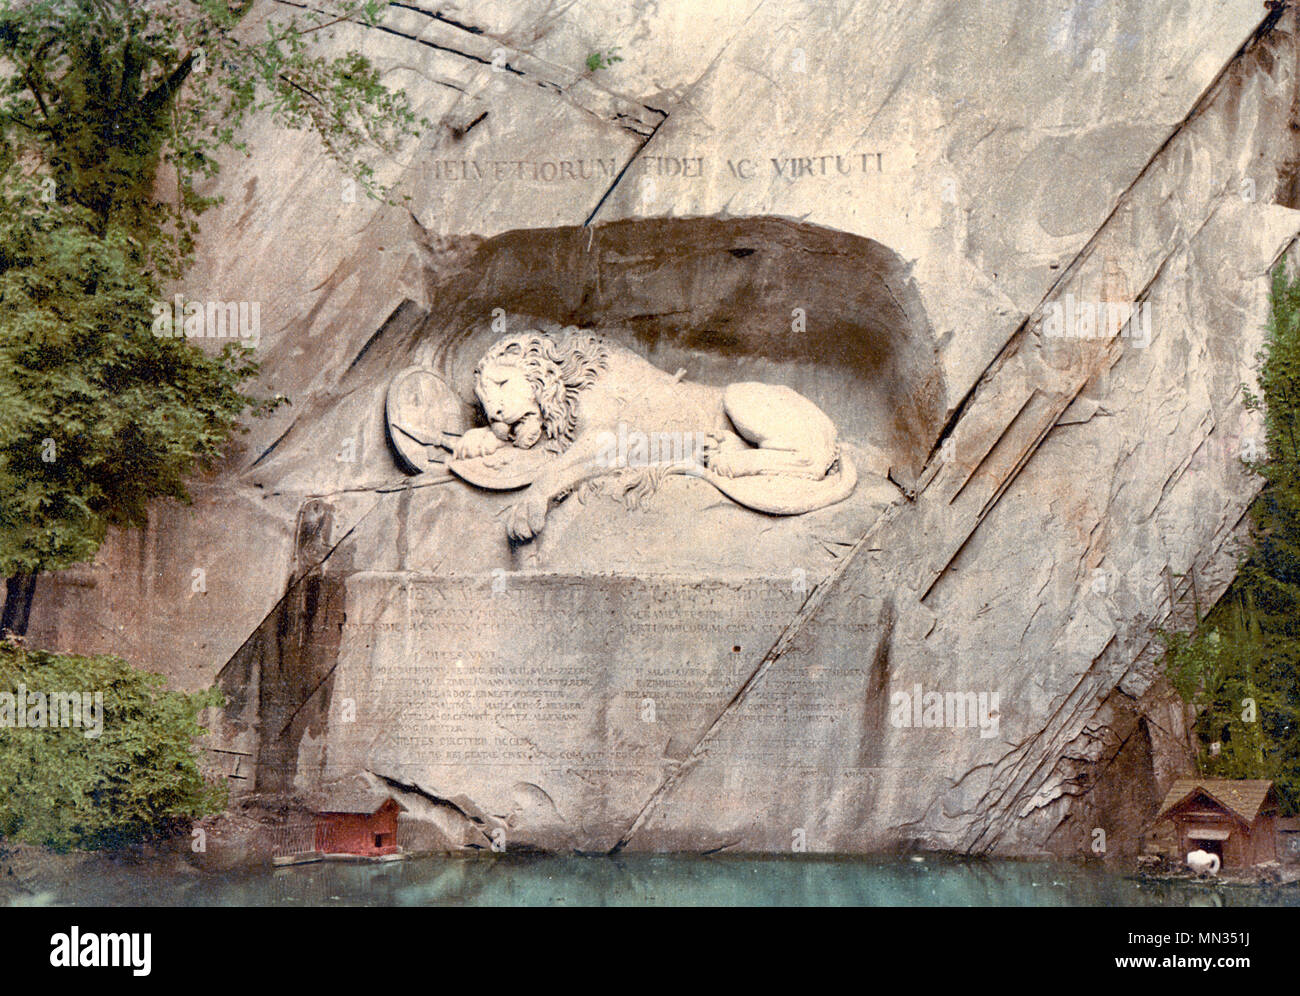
[1,0,423,276]
[0,0,423,579]
[0,643,226,851]
[1164,265,1300,813]
[0,197,272,573]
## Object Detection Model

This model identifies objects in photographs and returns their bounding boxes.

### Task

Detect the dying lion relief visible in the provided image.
[389,327,861,541]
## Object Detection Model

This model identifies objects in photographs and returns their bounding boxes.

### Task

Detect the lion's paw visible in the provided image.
[454,426,507,461]
[699,433,747,478]
[505,488,549,542]
[703,450,742,478]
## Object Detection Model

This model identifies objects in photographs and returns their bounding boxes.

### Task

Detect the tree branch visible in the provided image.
[21,63,51,120]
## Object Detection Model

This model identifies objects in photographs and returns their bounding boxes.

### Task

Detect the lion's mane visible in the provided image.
[474,328,609,453]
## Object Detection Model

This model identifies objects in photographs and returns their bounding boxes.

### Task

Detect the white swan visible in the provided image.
[1187,849,1221,875]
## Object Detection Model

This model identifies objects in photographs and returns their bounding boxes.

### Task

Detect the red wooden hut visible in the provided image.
[312,779,406,857]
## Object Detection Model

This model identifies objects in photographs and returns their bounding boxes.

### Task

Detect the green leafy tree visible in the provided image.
[0,643,226,851]
[0,0,424,630]
[0,198,271,585]
[1,0,422,276]
[1163,265,1300,812]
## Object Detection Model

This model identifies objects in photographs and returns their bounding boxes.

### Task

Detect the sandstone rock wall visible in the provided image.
[19,1,1300,856]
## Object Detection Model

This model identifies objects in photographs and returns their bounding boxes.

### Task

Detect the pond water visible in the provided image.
[8,853,1299,907]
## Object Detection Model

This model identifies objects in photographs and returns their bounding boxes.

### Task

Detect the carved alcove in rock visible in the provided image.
[413,216,946,471]
[370,216,949,576]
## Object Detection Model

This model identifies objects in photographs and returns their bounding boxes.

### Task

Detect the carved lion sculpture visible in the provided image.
[449,328,857,541]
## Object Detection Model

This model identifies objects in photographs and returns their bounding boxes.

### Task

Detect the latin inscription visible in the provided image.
[427,152,887,183]
[325,575,876,776]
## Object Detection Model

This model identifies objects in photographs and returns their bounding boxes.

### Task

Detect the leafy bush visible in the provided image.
[0,644,226,851]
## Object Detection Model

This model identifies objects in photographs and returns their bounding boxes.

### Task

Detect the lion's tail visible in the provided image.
[679,454,858,515]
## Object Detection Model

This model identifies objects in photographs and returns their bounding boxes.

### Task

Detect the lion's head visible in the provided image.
[473,328,609,453]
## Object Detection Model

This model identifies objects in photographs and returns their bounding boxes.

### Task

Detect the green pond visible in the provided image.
[7,853,1299,907]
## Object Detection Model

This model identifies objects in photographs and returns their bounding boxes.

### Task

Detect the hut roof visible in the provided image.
[1156,778,1276,826]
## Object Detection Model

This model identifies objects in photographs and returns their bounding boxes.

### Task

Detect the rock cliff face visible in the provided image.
[19,1,1300,856]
